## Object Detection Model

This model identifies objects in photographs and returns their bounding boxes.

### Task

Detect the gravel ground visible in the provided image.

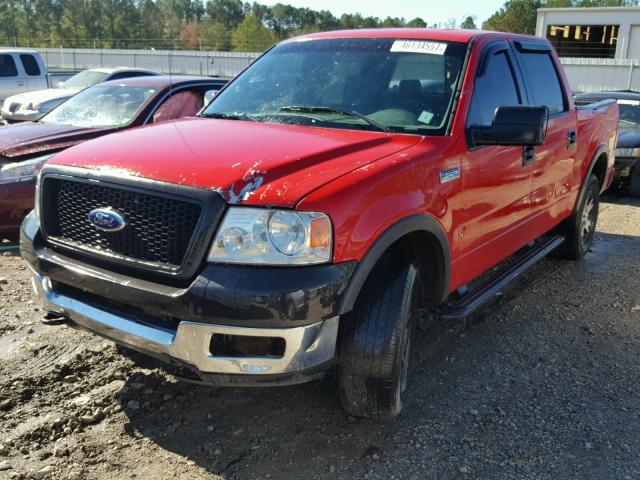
[0,194,639,480]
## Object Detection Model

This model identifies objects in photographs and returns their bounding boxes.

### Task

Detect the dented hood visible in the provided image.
[48,118,421,206]
[0,122,108,159]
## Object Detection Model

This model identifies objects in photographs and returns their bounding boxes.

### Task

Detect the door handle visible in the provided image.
[16,82,25,86]
[567,130,577,149]
[522,146,535,166]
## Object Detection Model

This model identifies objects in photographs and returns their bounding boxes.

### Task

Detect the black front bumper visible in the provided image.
[21,212,356,385]
[21,212,355,329]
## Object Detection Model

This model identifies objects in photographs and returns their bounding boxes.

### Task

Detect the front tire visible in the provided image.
[338,252,419,420]
[558,174,600,260]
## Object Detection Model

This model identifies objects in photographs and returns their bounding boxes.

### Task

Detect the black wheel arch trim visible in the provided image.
[582,143,609,196]
[337,214,451,315]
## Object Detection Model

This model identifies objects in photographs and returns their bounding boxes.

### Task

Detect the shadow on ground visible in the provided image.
[118,231,640,479]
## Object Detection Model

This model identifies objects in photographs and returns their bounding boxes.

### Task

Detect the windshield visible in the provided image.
[202,38,467,135]
[618,100,640,128]
[62,70,109,89]
[41,85,156,127]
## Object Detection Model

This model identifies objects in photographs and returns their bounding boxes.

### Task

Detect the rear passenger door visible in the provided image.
[19,53,46,92]
[0,54,24,101]
[512,41,577,220]
[459,42,533,261]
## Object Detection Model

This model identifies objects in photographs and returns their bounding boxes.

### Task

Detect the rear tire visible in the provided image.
[338,252,419,420]
[630,167,640,197]
[557,174,600,260]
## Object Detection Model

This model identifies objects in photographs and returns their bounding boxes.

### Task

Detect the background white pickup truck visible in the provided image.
[0,49,77,106]
[0,49,50,102]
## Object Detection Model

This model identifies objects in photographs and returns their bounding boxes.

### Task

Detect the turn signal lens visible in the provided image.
[309,216,331,249]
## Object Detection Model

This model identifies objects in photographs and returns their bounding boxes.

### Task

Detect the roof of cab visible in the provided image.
[88,67,158,75]
[98,75,226,89]
[0,48,40,54]
[286,28,498,44]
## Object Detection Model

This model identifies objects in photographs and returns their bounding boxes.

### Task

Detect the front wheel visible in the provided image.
[557,174,600,260]
[338,252,419,420]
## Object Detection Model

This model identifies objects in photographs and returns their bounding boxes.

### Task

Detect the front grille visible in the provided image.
[41,176,203,268]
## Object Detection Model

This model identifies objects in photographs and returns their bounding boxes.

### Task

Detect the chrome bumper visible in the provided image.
[30,268,338,378]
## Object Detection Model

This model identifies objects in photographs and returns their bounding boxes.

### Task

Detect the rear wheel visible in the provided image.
[338,252,419,420]
[557,174,600,260]
[630,167,640,197]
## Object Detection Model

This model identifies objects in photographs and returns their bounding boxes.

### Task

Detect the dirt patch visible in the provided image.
[1,195,639,480]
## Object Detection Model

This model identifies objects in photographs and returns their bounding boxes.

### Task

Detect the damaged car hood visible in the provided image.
[0,122,108,159]
[48,118,421,206]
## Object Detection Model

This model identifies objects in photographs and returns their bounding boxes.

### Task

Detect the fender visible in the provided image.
[338,214,451,314]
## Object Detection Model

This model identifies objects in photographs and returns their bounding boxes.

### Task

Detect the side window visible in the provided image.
[19,54,41,76]
[109,72,135,81]
[467,51,521,128]
[0,54,18,77]
[151,89,204,123]
[517,52,565,115]
[109,71,153,81]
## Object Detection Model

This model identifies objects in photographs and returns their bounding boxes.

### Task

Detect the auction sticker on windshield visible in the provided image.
[390,40,447,55]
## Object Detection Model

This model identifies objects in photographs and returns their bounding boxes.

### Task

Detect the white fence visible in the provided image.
[35,48,640,92]
[39,48,263,78]
[560,57,640,93]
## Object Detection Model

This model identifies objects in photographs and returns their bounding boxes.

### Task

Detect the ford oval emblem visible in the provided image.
[88,208,127,232]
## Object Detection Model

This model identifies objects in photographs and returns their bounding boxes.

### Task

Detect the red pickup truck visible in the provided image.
[21,29,618,420]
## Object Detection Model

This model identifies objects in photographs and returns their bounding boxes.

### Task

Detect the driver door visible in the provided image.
[457,43,534,279]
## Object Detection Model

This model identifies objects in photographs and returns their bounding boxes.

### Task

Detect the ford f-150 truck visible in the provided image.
[21,29,618,420]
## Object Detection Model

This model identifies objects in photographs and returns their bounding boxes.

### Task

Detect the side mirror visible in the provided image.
[203,89,219,106]
[470,105,548,147]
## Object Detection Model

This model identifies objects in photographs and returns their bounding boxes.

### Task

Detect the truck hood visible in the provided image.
[3,88,81,107]
[48,118,421,206]
[0,122,109,159]
[616,127,640,148]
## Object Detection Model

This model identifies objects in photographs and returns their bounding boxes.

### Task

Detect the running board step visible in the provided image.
[439,235,565,321]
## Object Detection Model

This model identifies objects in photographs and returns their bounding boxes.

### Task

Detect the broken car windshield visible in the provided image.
[202,37,467,135]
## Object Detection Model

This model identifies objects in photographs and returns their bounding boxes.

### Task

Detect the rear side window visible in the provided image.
[109,71,154,81]
[0,54,18,77]
[19,54,41,76]
[467,51,521,128]
[517,52,565,115]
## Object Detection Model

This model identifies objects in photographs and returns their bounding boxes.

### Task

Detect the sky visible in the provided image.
[273,0,507,27]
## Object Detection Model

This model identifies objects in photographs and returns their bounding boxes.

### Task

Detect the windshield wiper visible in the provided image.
[200,111,257,122]
[279,106,390,132]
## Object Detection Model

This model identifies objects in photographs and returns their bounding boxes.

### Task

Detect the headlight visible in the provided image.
[208,208,332,265]
[0,154,55,184]
[615,147,640,158]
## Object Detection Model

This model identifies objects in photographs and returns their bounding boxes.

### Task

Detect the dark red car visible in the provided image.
[0,75,226,234]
